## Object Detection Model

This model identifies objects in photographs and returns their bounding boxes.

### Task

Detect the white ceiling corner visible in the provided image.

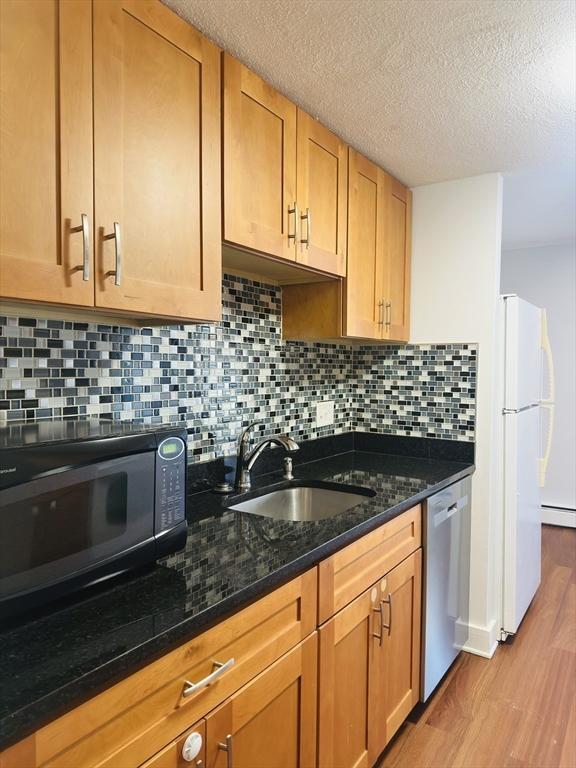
[502,164,576,250]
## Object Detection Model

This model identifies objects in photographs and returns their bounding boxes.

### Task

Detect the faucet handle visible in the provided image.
[283,456,294,480]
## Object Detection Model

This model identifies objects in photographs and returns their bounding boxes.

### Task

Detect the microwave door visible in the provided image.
[0,452,155,604]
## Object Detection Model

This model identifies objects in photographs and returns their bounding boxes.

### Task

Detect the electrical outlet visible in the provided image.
[316,400,335,427]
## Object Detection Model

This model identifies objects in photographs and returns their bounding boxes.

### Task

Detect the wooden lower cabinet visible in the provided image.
[318,504,421,624]
[319,549,422,768]
[371,549,422,757]
[205,633,317,768]
[1,514,423,768]
[318,584,381,768]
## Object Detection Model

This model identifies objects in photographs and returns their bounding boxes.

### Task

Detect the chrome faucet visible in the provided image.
[235,422,299,491]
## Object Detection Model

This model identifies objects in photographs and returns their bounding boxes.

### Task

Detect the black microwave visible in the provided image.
[0,421,188,619]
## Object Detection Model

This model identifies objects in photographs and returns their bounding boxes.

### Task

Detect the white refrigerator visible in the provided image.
[501,295,555,638]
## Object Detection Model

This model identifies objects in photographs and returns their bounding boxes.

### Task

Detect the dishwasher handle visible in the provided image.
[432,495,469,527]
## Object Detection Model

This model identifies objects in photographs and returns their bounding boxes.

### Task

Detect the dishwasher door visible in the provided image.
[421,476,472,702]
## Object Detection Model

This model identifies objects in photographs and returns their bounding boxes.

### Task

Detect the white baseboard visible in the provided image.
[455,617,499,659]
[541,506,576,528]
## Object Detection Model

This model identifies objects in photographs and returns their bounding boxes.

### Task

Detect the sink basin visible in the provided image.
[228,482,375,522]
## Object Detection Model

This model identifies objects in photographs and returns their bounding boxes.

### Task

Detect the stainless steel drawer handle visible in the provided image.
[70,213,90,281]
[381,594,392,636]
[182,658,235,698]
[103,221,122,286]
[218,734,234,768]
[300,207,311,249]
[288,202,299,242]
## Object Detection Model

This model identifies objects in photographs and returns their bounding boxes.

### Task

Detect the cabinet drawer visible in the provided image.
[318,506,421,624]
[20,568,316,768]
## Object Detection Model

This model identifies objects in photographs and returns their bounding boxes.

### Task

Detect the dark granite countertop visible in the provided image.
[0,437,474,751]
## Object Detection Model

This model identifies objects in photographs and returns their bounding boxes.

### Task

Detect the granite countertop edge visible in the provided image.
[0,457,474,751]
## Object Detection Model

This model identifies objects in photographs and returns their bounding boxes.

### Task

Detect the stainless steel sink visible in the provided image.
[228,483,375,522]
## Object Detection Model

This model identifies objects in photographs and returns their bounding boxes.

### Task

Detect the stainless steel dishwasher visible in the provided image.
[421,476,472,702]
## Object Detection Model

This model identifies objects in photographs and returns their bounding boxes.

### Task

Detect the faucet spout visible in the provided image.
[246,435,299,472]
[234,428,299,491]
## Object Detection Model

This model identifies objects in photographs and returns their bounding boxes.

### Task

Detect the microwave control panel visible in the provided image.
[155,436,186,534]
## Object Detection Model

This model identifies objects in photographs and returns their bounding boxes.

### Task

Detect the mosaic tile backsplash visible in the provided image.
[0,274,477,460]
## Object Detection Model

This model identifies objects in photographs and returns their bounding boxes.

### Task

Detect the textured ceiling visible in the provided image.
[163,0,576,187]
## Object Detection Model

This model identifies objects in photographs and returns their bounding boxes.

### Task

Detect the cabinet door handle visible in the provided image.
[300,207,311,249]
[378,299,384,326]
[103,222,122,286]
[218,734,233,768]
[288,202,299,242]
[385,301,392,327]
[182,658,235,698]
[372,604,384,646]
[381,594,392,636]
[70,213,90,281]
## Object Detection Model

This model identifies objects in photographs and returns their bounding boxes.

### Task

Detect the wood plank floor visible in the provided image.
[379,524,576,768]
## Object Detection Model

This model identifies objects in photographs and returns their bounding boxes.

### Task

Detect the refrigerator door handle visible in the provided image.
[539,310,555,487]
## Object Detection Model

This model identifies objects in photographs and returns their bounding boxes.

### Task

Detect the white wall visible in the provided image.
[501,243,576,518]
[411,173,504,658]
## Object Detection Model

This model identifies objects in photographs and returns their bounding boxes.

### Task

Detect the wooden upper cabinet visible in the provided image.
[282,150,412,343]
[223,56,347,277]
[383,176,412,342]
[93,0,221,322]
[0,0,94,306]
[296,112,347,276]
[345,149,386,339]
[205,634,317,768]
[223,53,297,263]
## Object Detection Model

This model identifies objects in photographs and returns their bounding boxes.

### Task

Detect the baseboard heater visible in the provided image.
[542,505,576,528]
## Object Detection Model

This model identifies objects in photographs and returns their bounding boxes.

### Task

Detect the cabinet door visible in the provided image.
[93,0,221,321]
[371,549,422,757]
[140,721,206,768]
[318,586,383,768]
[383,176,412,342]
[345,149,386,339]
[205,634,317,768]
[296,111,347,276]
[0,0,94,306]
[223,54,297,263]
